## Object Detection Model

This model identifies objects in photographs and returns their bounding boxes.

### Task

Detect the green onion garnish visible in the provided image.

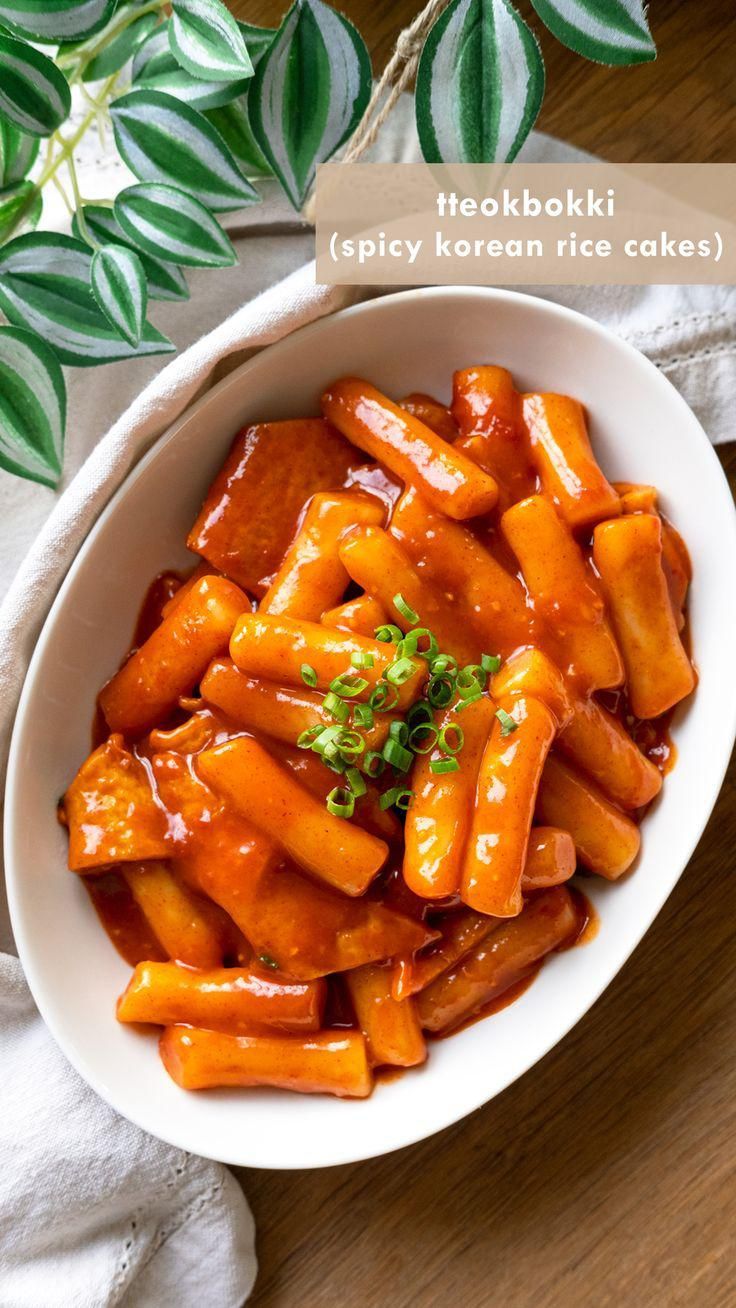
[496,707,518,736]
[345,766,367,797]
[258,954,279,969]
[407,699,433,727]
[456,664,487,697]
[385,656,417,686]
[393,593,419,624]
[363,750,386,778]
[329,673,369,699]
[369,681,400,712]
[430,653,458,677]
[380,786,413,811]
[408,722,439,754]
[389,720,410,746]
[322,692,349,723]
[296,724,324,749]
[351,651,375,669]
[336,729,365,758]
[300,663,318,687]
[454,691,483,713]
[397,627,439,661]
[481,653,502,675]
[326,786,355,818]
[427,673,454,708]
[383,737,413,772]
[438,724,464,755]
[311,724,344,754]
[353,703,374,731]
[375,623,403,644]
[431,757,460,774]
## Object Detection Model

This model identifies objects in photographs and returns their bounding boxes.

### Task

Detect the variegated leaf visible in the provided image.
[0,178,41,242]
[0,32,72,136]
[91,243,147,347]
[205,95,271,178]
[72,203,189,302]
[530,0,655,65]
[250,0,371,210]
[132,22,250,111]
[110,88,259,211]
[114,182,236,267]
[81,8,158,80]
[0,232,175,365]
[0,325,65,488]
[0,118,39,186]
[0,0,116,43]
[416,0,545,163]
[170,0,253,82]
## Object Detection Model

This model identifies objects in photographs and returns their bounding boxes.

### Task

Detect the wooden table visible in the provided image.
[228,2,736,1302]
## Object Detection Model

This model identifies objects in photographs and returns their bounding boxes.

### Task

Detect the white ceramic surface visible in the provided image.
[5,287,736,1169]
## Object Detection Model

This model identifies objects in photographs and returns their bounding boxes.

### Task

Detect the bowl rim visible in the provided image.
[5,284,736,1169]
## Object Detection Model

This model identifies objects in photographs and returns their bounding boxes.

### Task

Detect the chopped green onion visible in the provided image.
[496,707,518,736]
[408,722,439,754]
[385,656,417,686]
[322,692,350,723]
[481,653,502,676]
[456,664,487,698]
[329,673,369,699]
[311,724,344,754]
[375,623,403,644]
[454,691,483,713]
[296,724,324,749]
[326,786,355,818]
[351,651,375,669]
[397,627,439,661]
[353,703,375,731]
[380,786,413,811]
[407,699,433,727]
[430,653,458,677]
[369,681,400,712]
[323,753,348,774]
[389,720,410,746]
[345,766,367,797]
[300,663,318,687]
[336,729,365,758]
[430,757,460,774]
[258,953,279,969]
[393,593,419,624]
[363,750,386,778]
[438,724,464,755]
[427,673,454,708]
[383,737,413,772]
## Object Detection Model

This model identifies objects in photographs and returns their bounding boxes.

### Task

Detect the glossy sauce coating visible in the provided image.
[62,365,695,1100]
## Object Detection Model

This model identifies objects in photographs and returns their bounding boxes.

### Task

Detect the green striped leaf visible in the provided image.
[0,33,72,136]
[0,232,175,365]
[132,22,250,111]
[110,89,259,212]
[530,0,655,65]
[237,21,274,66]
[0,178,41,242]
[170,0,254,83]
[250,0,371,210]
[91,243,147,347]
[0,118,39,186]
[0,0,116,43]
[72,203,189,302]
[81,8,157,80]
[114,182,236,267]
[205,95,272,178]
[416,0,545,164]
[0,326,65,488]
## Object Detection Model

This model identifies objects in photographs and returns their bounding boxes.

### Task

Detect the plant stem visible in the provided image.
[58,0,169,77]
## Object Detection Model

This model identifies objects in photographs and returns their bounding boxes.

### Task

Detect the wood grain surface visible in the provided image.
[227,2,736,1303]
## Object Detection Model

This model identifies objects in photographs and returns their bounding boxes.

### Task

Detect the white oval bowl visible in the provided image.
[5,287,736,1169]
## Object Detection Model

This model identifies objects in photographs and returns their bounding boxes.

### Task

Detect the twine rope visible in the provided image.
[303,0,448,221]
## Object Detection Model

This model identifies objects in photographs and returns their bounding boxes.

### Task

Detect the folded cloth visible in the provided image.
[1,109,734,1307]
